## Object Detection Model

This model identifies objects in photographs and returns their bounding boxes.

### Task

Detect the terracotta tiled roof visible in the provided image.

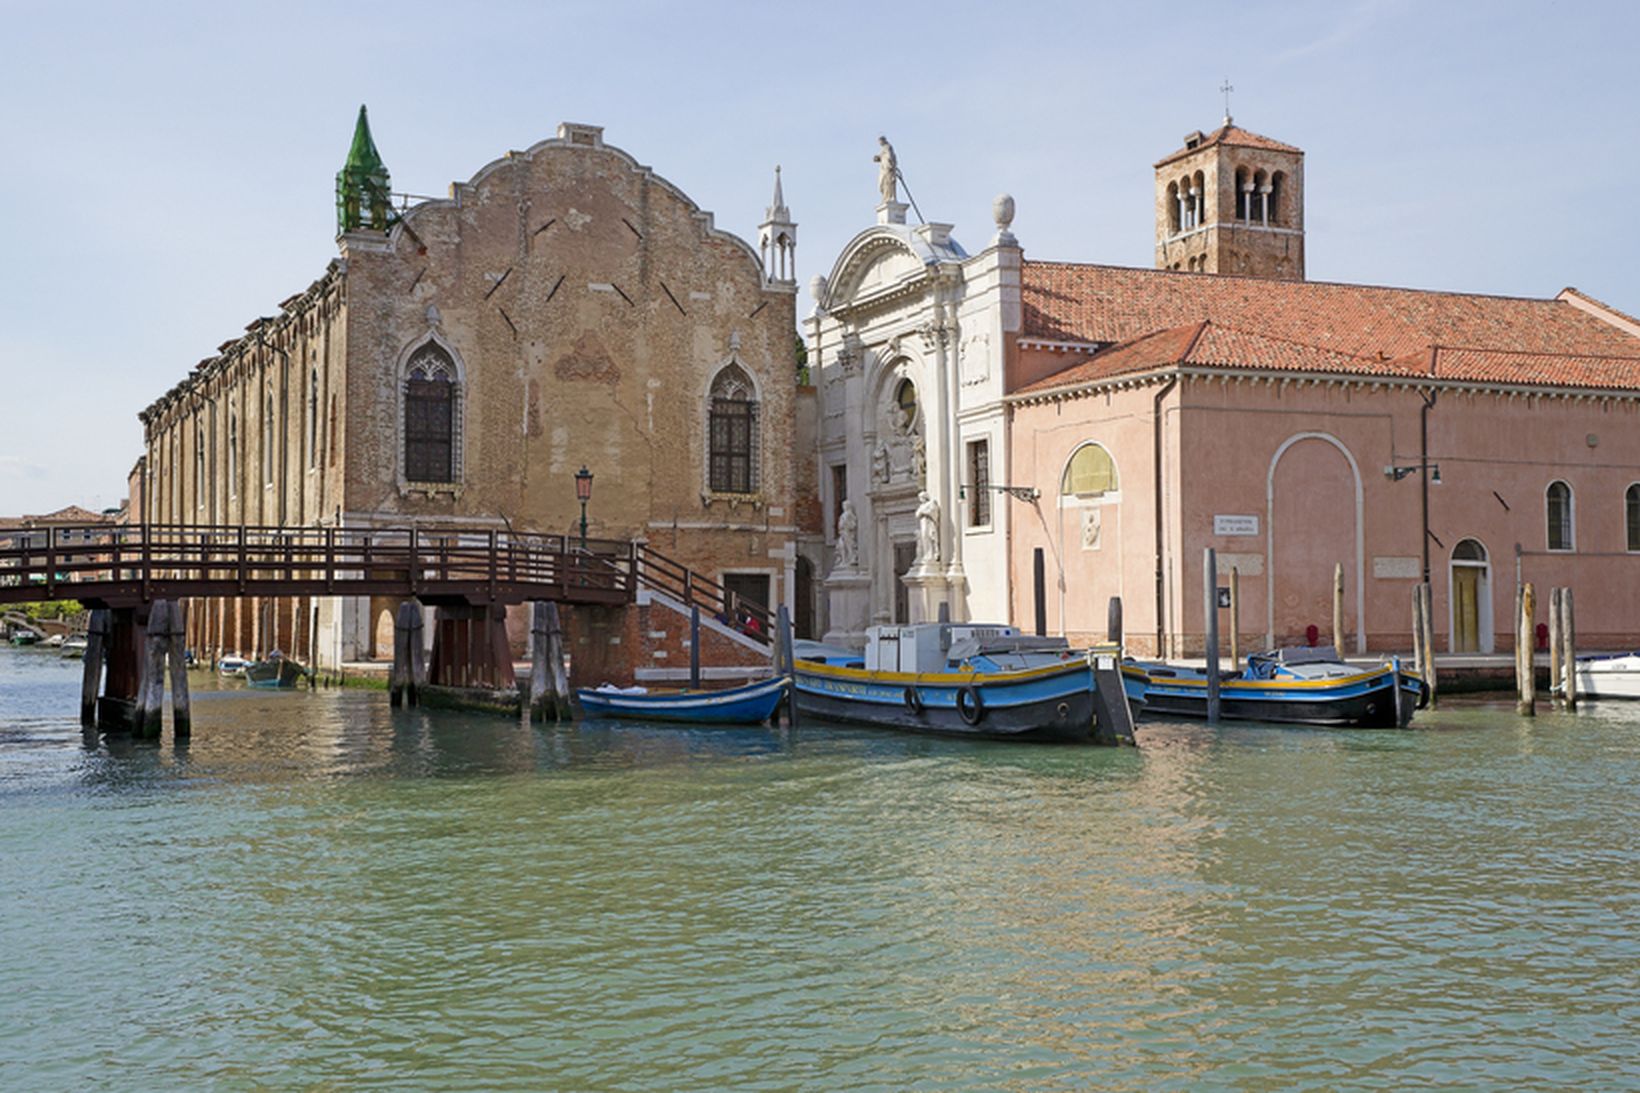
[1155,123,1303,168]
[1019,261,1640,393]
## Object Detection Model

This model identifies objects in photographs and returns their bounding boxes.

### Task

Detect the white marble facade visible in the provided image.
[807,183,1023,645]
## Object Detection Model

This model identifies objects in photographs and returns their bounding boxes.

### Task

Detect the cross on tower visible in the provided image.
[1220,78,1234,124]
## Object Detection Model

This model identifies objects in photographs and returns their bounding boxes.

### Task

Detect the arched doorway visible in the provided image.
[1267,433,1363,651]
[1449,539,1492,653]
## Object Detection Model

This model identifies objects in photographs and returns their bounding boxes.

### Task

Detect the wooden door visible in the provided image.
[893,542,915,624]
[1453,567,1480,653]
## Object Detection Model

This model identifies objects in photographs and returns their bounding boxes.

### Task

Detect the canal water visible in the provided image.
[2,648,1636,1091]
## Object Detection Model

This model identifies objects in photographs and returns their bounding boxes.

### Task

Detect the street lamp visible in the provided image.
[574,465,594,551]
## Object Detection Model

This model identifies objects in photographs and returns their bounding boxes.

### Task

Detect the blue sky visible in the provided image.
[1,0,1635,514]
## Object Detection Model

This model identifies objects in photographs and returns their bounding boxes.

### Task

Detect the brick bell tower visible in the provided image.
[1153,112,1305,280]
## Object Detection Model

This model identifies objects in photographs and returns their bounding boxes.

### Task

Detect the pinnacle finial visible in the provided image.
[337,104,393,235]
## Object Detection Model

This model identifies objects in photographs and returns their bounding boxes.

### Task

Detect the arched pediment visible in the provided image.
[823,225,966,314]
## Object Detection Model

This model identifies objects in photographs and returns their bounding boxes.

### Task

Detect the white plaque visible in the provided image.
[1373,556,1421,579]
[1214,514,1259,536]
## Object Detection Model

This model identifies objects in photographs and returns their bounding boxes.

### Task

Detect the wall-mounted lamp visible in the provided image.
[1386,463,1440,484]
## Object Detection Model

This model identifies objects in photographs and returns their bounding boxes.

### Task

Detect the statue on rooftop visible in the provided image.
[874,136,898,204]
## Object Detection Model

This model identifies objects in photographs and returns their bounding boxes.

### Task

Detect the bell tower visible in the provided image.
[1153,116,1304,280]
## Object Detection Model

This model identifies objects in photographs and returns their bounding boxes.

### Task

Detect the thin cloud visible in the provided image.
[1277,0,1404,61]
[0,456,48,481]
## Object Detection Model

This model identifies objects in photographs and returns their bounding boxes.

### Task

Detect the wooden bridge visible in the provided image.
[0,522,775,735]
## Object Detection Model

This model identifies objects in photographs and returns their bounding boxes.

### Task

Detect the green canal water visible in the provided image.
[2,648,1636,1091]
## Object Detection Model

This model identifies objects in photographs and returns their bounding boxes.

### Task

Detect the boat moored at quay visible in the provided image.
[1136,646,1425,728]
[793,623,1147,743]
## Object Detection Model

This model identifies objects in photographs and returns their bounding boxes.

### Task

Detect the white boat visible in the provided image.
[59,637,88,659]
[218,654,251,677]
[1573,653,1640,700]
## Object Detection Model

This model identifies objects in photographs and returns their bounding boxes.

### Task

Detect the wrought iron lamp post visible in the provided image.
[575,465,594,551]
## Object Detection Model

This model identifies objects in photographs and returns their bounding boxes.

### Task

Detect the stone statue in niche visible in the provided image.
[872,443,890,485]
[874,136,898,204]
[834,500,859,570]
[915,491,940,564]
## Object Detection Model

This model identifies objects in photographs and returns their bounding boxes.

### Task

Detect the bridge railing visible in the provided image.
[0,524,638,602]
[633,543,772,645]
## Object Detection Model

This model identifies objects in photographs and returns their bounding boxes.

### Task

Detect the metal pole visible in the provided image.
[1033,548,1046,637]
[579,500,588,552]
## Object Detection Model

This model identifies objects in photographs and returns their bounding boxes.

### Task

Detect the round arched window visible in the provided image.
[894,378,918,431]
[1062,444,1118,497]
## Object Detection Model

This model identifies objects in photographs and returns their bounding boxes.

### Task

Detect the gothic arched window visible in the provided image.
[1270,171,1286,225]
[404,343,459,484]
[263,387,275,487]
[708,363,758,493]
[195,421,206,511]
[1166,180,1181,235]
[1546,480,1574,551]
[228,411,238,499]
[1062,443,1118,498]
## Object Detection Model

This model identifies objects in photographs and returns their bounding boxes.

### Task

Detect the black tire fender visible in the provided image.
[956,685,985,726]
[903,686,925,715]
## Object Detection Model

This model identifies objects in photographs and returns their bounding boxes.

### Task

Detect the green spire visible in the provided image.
[336,104,394,234]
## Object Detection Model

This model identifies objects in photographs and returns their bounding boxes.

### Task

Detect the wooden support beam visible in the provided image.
[1562,587,1577,712]
[162,600,191,738]
[1518,582,1536,717]
[391,599,423,708]
[1332,562,1345,658]
[527,601,570,722]
[1549,587,1564,706]
[1419,582,1438,709]
[81,609,109,728]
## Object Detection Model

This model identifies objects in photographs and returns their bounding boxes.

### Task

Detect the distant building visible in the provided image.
[811,118,1640,656]
[137,110,814,666]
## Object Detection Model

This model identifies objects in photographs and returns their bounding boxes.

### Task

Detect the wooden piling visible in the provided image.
[1332,561,1345,657]
[689,605,701,689]
[1562,587,1577,711]
[1410,584,1424,680]
[1033,548,1047,637]
[136,601,171,739]
[80,609,109,728]
[1419,582,1438,709]
[776,604,798,729]
[1228,567,1240,670]
[1518,582,1536,716]
[527,602,571,722]
[391,599,423,708]
[1548,587,1563,705]
[161,601,190,738]
[1203,547,1221,723]
[1106,595,1123,648]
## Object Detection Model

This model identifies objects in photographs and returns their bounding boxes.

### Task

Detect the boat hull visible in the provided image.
[246,658,306,689]
[793,660,1147,743]
[1141,664,1420,727]
[1574,656,1640,700]
[575,677,788,724]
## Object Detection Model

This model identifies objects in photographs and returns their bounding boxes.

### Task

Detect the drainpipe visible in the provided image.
[1152,373,1179,656]
[1420,389,1438,584]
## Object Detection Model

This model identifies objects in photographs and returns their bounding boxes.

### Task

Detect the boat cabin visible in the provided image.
[864,623,1071,673]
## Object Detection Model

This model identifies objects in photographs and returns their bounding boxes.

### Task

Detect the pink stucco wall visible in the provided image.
[1011,370,1640,656]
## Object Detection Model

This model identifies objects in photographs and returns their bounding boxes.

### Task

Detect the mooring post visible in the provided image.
[1229,567,1241,671]
[544,602,570,720]
[1518,582,1536,716]
[1420,582,1438,709]
[1410,583,1424,680]
[1548,587,1564,705]
[162,600,190,738]
[1562,587,1577,712]
[528,601,557,722]
[1033,547,1047,637]
[1204,547,1221,723]
[1331,562,1345,658]
[80,609,109,728]
[689,605,701,690]
[1106,595,1123,649]
[776,604,798,729]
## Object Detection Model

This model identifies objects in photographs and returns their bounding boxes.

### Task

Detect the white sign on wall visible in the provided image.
[1214,514,1260,537]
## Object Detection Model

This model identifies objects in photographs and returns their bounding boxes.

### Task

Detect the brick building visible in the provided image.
[138,110,815,668]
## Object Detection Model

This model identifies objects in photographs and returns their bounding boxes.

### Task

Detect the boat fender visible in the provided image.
[903,686,925,715]
[956,685,985,726]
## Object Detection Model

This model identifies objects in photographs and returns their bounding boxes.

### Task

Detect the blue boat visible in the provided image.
[793,623,1148,743]
[575,676,789,724]
[1137,646,1425,727]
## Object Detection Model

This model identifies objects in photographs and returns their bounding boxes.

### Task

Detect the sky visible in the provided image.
[1,0,1636,515]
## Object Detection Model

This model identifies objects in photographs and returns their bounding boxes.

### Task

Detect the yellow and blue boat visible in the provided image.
[793,623,1148,743]
[1137,647,1424,727]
